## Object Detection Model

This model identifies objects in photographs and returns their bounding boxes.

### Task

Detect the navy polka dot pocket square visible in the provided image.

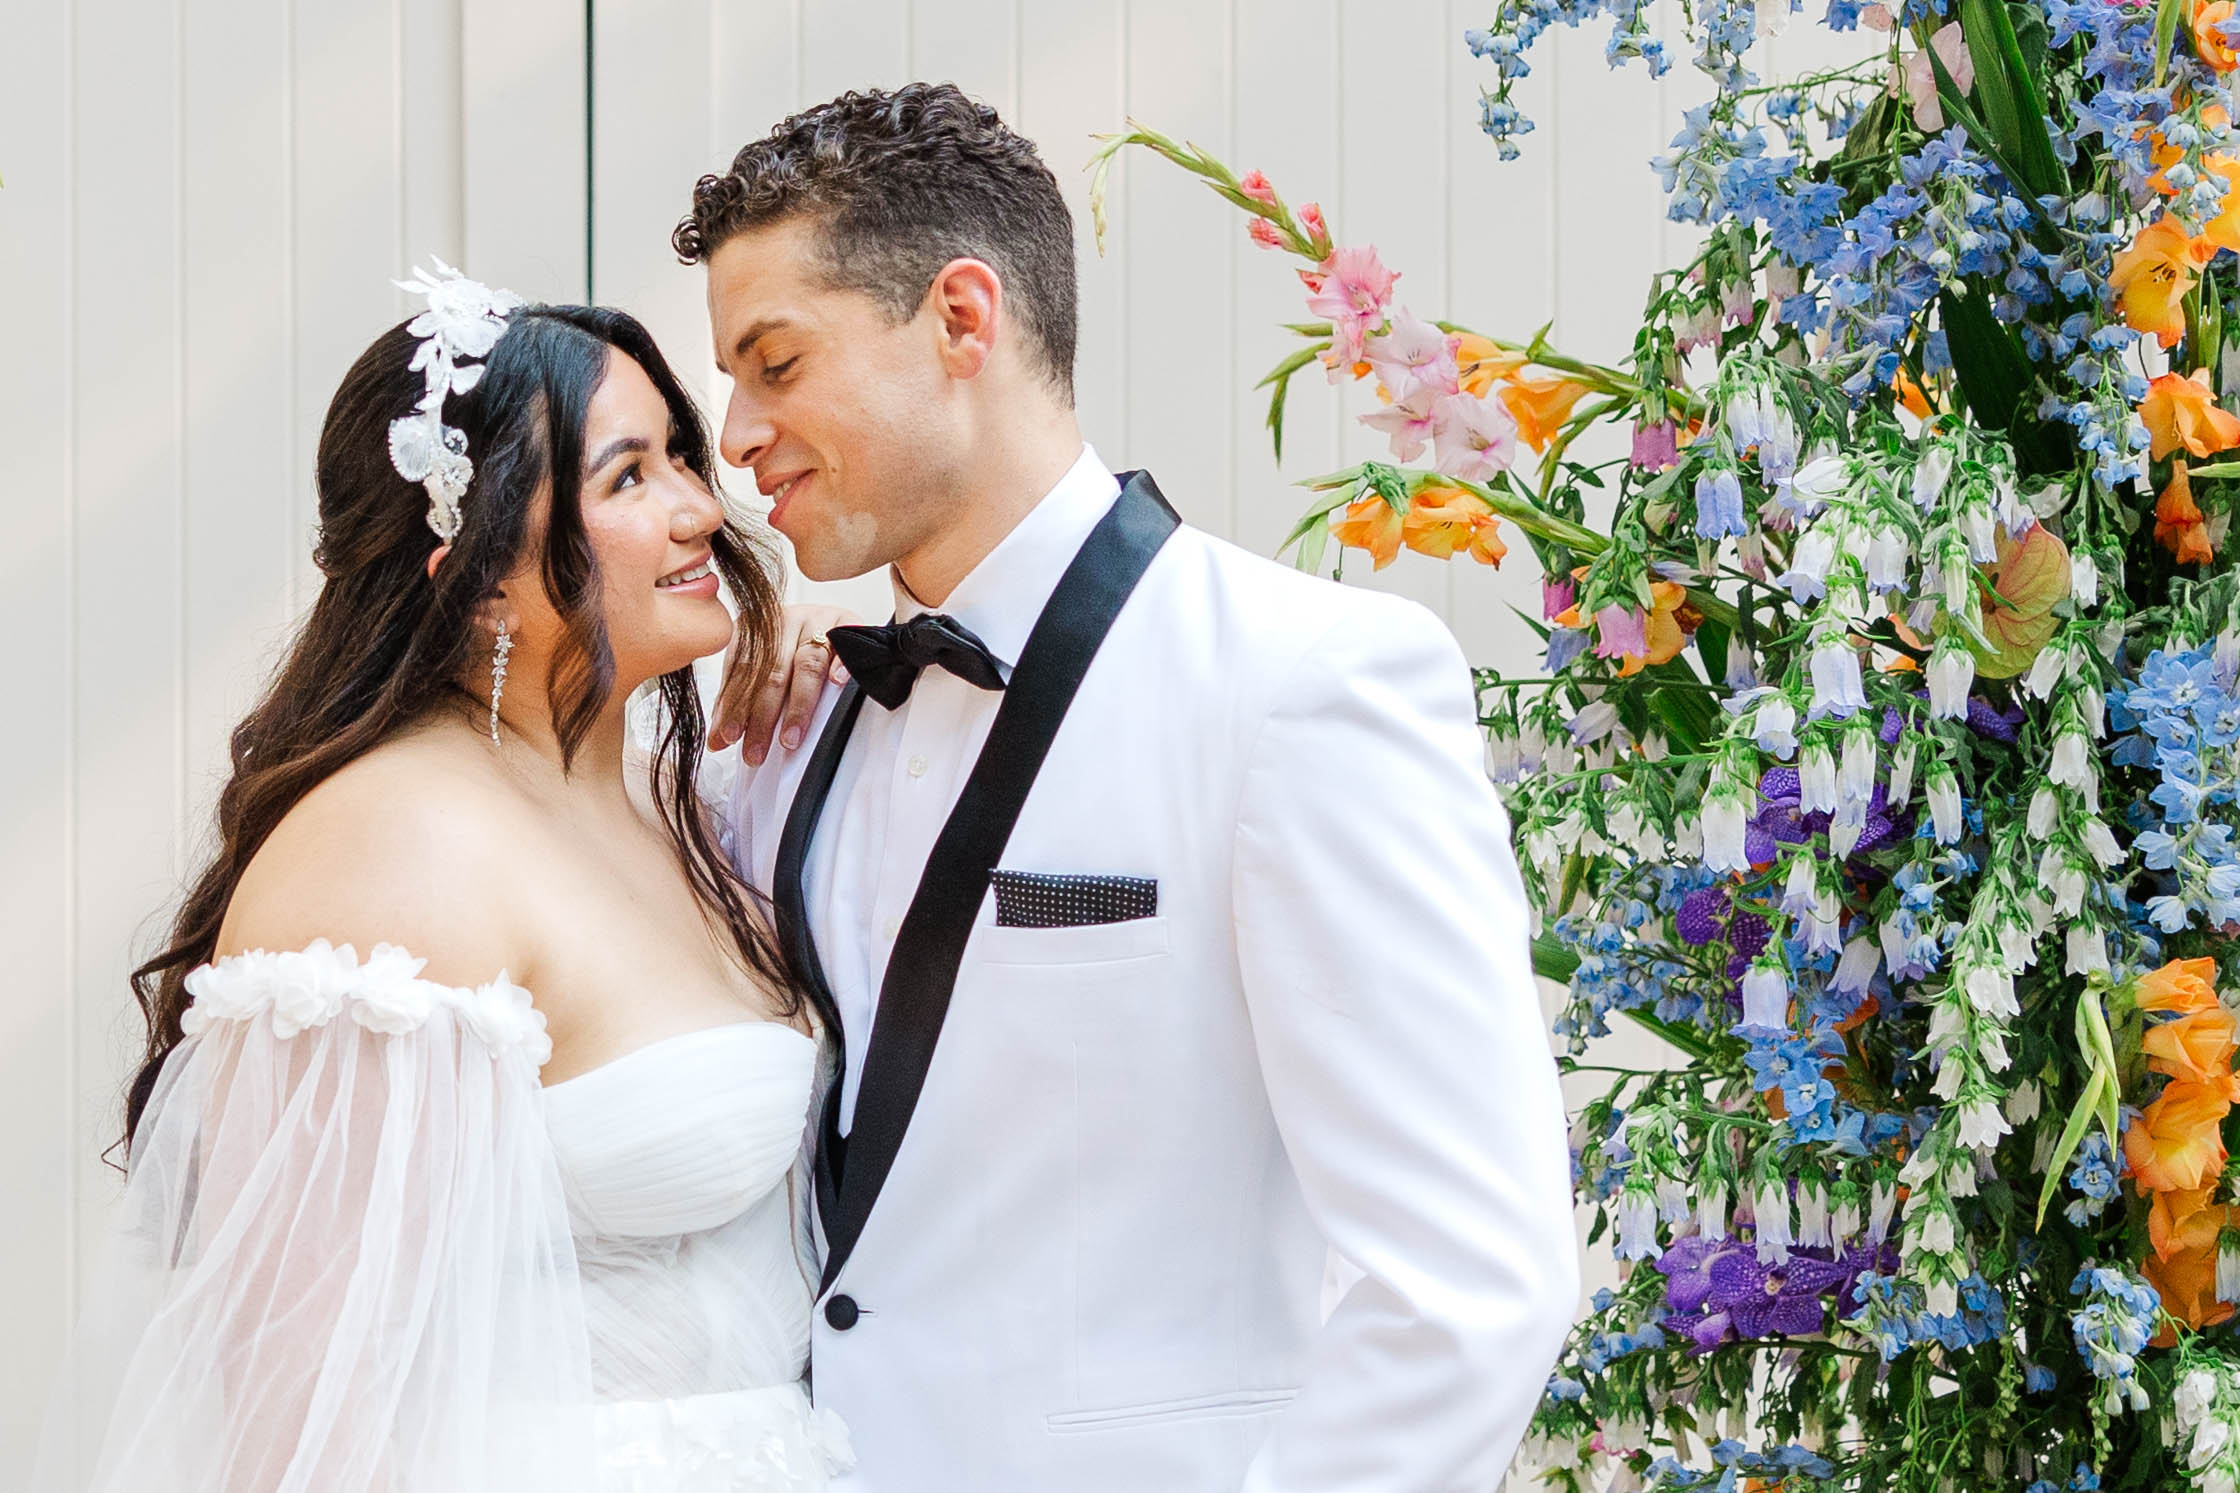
[989,870,1159,928]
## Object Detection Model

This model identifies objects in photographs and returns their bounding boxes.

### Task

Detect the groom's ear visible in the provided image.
[926,258,1002,380]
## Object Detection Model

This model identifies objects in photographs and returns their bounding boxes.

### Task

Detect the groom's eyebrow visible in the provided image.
[721,317,793,367]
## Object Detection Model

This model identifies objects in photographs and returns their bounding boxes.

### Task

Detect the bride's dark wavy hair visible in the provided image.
[122,304,808,1146]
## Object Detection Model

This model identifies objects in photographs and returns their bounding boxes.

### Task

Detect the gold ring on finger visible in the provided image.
[802,633,830,650]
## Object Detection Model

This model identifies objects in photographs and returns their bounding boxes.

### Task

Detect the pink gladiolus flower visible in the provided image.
[1364,307,1461,403]
[1299,201,1328,246]
[1897,23,1972,131]
[1431,391,1518,481]
[1359,388,1441,462]
[1304,244,1397,381]
[1248,216,1283,250]
[1239,169,1278,206]
[1594,604,1650,661]
[1632,419,1680,471]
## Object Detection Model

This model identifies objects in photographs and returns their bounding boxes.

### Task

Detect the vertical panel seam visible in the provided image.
[175,0,189,876]
[1440,0,1455,625]
[63,0,81,1324]
[1225,0,1237,541]
[585,0,596,300]
[1116,0,1129,457]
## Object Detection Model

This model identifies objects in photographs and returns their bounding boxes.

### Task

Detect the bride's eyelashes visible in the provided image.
[762,357,797,384]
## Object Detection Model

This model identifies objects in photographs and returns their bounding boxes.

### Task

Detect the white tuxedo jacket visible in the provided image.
[728,473,1577,1492]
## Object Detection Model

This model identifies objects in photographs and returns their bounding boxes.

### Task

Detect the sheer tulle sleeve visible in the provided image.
[33,940,601,1493]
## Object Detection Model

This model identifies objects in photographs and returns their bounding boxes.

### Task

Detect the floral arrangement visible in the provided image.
[1092,0,2240,1483]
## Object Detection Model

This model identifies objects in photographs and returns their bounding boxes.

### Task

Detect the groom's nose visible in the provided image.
[720,385,774,470]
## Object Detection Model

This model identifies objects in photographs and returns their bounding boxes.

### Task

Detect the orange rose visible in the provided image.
[1329,495,1404,569]
[2127,1079,2234,1194]
[2137,957,2223,1015]
[2144,1006,2240,1094]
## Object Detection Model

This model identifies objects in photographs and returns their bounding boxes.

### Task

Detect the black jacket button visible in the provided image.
[824,1294,860,1331]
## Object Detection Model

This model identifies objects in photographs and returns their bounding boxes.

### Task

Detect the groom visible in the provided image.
[680,83,1577,1491]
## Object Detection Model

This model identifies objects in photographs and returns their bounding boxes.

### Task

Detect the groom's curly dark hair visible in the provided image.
[676,82,1078,404]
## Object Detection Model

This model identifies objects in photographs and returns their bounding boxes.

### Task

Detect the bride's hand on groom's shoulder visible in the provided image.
[710,604,856,763]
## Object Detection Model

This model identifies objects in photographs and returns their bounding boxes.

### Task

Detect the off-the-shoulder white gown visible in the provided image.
[33,939,853,1493]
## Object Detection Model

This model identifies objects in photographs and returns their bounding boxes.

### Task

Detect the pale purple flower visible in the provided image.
[1632,419,1679,471]
[1431,390,1517,480]
[1363,306,1461,404]
[1809,639,1868,719]
[1359,388,1440,461]
[1695,469,1748,540]
[1593,604,1649,660]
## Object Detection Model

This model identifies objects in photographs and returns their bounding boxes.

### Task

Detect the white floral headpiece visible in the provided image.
[388,258,525,543]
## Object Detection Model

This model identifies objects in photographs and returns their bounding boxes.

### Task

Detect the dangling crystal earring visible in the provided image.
[488,621,512,744]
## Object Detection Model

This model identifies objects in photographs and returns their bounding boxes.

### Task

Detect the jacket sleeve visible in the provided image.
[1230,599,1579,1493]
[33,941,599,1493]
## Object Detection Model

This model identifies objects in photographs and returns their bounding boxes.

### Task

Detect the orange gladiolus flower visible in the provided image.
[2157,460,2219,566]
[1893,368,1935,419]
[2152,1183,2224,1262]
[2200,0,2239,71]
[2138,956,2223,1015]
[1616,580,1695,679]
[1499,374,1592,452]
[2142,369,2240,460]
[2126,1079,2234,1194]
[2145,1006,2240,1094]
[1401,485,1508,568]
[2142,1202,2239,1336]
[1329,495,1404,569]
[1454,333,1528,398]
[2111,216,2202,347]
[2199,156,2240,261]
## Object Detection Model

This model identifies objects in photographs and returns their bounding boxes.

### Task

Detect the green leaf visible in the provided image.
[2155,0,2187,85]
[1938,284,2034,445]
[1295,519,1329,575]
[1957,0,2065,198]
[1924,42,2047,211]
[2036,1065,2109,1229]
[1532,934,1581,984]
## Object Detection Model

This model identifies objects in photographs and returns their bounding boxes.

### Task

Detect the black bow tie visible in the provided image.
[827,613,1008,709]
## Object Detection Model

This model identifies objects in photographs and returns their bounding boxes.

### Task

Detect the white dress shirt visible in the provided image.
[805,443,1121,1133]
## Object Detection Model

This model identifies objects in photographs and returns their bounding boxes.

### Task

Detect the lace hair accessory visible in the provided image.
[388,258,525,542]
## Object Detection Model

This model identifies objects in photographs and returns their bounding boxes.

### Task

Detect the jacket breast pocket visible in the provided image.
[972,914,1171,967]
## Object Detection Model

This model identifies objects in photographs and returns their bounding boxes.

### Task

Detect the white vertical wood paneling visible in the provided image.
[0,0,77,1471]
[5,6,1853,1478]
[69,0,185,1310]
[462,0,588,302]
[2,3,581,1479]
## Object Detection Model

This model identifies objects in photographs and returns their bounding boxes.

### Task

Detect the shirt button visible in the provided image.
[907,754,929,778]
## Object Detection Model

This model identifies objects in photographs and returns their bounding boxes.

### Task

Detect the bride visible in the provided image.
[33,265,854,1491]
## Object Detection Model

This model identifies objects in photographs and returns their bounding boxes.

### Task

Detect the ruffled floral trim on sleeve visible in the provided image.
[180,938,552,1066]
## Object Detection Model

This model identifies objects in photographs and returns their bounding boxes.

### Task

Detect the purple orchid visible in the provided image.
[1655,1235,1895,1353]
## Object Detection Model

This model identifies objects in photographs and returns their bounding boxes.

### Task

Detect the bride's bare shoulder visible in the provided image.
[217,724,536,989]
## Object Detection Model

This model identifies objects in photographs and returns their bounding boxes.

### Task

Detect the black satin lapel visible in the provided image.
[771,679,867,1232]
[819,472,1181,1292]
